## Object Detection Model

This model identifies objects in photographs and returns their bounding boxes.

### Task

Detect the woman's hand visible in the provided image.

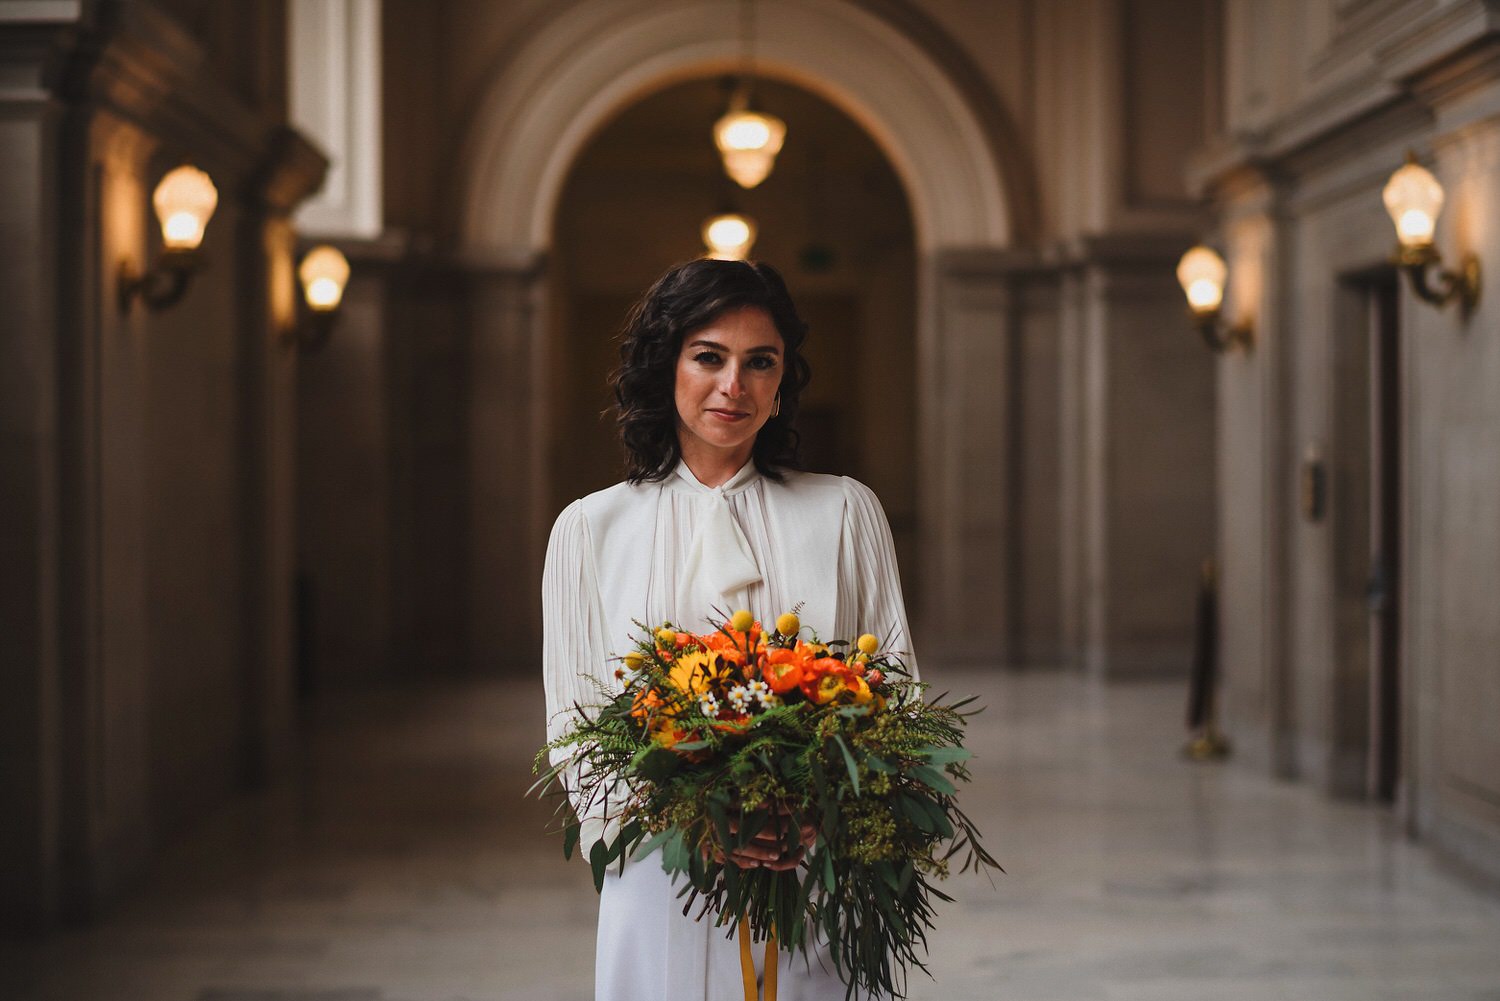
[711,802,818,871]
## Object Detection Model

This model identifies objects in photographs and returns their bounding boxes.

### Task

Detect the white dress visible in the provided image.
[541,457,919,1001]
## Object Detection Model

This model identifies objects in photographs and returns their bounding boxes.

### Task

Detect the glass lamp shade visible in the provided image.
[702,213,758,261]
[152,165,219,250]
[298,245,351,311]
[1176,245,1227,315]
[1383,158,1444,248]
[714,109,786,189]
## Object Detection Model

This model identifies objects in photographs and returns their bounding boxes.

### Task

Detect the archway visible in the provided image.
[459,0,1027,665]
[550,75,919,570]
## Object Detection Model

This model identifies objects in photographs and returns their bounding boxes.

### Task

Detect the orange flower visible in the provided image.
[631,687,665,720]
[705,624,763,655]
[763,648,806,693]
[806,657,846,679]
[710,713,752,733]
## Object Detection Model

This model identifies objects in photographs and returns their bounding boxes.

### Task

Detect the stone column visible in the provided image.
[917,250,1020,664]
[1213,175,1296,777]
[1057,235,1217,678]
[241,130,327,783]
[466,256,550,672]
[0,9,75,933]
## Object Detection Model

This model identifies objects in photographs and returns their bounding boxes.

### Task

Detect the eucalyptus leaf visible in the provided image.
[831,734,861,797]
[912,764,957,795]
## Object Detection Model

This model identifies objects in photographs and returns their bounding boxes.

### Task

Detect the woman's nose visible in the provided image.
[719,364,744,398]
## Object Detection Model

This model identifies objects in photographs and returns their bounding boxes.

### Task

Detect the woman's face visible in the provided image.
[673,305,785,462]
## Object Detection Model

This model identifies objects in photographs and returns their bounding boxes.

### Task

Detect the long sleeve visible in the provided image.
[838,477,920,681]
[541,499,622,852]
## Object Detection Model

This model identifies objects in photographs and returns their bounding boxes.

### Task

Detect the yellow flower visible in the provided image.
[730,609,755,633]
[655,627,676,646]
[856,634,879,655]
[775,612,800,636]
[622,651,645,671]
[649,717,688,748]
[846,675,873,704]
[811,674,848,705]
[667,649,732,696]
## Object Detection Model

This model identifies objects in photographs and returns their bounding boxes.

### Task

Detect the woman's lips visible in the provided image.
[708,409,750,422]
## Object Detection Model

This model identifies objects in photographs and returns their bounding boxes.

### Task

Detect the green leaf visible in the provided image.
[631,746,682,783]
[631,827,675,862]
[590,839,609,892]
[915,746,972,766]
[912,764,957,795]
[707,797,733,849]
[661,829,688,873]
[562,820,581,861]
[863,754,896,774]
[831,734,861,797]
[822,847,836,893]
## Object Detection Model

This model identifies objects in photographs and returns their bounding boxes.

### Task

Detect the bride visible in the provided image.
[541,258,919,1000]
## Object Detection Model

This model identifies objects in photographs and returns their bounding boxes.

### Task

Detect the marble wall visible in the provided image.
[1205,0,1500,886]
[0,1,323,931]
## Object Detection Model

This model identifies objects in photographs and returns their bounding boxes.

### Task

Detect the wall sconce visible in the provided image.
[287,244,350,353]
[702,211,757,261]
[118,164,219,312]
[1176,244,1253,352]
[1382,151,1481,315]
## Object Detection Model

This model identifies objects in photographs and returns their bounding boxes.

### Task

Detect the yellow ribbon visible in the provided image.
[737,916,778,1001]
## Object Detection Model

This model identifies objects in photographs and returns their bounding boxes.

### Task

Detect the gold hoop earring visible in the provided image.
[771,393,781,418]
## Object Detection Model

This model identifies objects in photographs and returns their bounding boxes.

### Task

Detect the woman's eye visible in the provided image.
[749,356,778,370]
[693,351,721,365]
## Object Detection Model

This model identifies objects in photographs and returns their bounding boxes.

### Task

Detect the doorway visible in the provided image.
[1331,269,1403,805]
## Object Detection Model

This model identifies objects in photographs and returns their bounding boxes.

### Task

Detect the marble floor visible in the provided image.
[3,669,1499,1001]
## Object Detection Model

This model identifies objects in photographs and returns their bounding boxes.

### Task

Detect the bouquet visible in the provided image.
[533,607,1002,1000]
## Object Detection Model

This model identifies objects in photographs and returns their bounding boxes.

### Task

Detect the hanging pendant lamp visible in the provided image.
[715,0,785,189]
[715,88,786,189]
[702,212,758,260]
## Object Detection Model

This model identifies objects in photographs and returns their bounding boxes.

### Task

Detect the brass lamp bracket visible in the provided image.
[118,249,202,313]
[1193,312,1254,353]
[1394,244,1481,317]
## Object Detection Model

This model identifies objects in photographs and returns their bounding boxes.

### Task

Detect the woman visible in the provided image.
[541,258,918,1000]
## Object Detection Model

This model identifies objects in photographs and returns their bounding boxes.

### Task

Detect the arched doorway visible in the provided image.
[549,76,918,570]
[458,0,1028,667]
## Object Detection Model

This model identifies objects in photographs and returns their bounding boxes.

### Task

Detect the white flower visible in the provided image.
[746,679,779,708]
[727,684,752,712]
[698,693,721,716]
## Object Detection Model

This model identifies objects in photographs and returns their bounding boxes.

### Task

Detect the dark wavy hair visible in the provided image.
[609,258,812,484]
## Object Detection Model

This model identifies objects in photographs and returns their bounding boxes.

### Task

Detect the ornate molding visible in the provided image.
[1193,1,1500,196]
[41,1,325,213]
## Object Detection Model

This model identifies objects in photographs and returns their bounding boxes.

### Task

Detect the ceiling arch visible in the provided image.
[455,0,1019,257]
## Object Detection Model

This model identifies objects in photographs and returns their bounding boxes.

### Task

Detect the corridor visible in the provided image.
[3,670,1498,1001]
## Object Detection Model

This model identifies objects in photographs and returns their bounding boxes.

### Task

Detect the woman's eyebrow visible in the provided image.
[686,339,781,354]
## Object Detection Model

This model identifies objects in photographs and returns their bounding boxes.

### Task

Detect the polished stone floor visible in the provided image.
[3,670,1499,1001]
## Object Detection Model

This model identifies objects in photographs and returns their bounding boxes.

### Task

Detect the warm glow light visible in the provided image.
[298,245,350,311]
[1383,156,1444,249]
[152,165,218,250]
[1176,245,1227,315]
[714,108,786,189]
[702,212,757,261]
